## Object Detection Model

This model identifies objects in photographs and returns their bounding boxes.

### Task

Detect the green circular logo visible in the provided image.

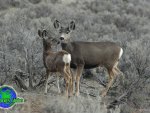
[0,85,24,109]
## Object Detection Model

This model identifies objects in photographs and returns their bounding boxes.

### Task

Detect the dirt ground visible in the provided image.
[0,78,120,113]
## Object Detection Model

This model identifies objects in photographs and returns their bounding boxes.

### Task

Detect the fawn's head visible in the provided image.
[38,29,60,51]
[53,20,75,43]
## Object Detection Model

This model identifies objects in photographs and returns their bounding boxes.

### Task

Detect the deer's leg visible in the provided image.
[114,67,120,73]
[76,65,84,96]
[114,62,125,84]
[63,66,70,97]
[45,70,51,94]
[65,65,73,96]
[114,61,124,83]
[101,69,115,97]
[72,69,77,94]
[70,70,73,96]
[64,74,69,97]
[70,69,74,96]
[56,73,61,94]
[114,61,122,75]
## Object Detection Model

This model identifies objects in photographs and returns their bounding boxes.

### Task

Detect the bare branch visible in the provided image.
[14,75,28,90]
[0,76,7,86]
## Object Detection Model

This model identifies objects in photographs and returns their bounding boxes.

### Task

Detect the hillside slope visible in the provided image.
[0,0,150,113]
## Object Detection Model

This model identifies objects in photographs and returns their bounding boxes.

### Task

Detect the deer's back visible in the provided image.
[62,41,122,69]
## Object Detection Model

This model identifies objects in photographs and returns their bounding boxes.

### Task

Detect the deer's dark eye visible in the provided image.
[66,31,70,34]
[52,38,57,42]
[66,27,70,34]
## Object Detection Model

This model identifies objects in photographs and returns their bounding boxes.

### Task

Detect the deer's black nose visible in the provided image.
[60,37,64,40]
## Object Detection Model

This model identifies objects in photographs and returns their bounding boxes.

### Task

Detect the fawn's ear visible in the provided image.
[38,30,42,37]
[54,20,60,29]
[42,29,47,37]
[69,21,75,30]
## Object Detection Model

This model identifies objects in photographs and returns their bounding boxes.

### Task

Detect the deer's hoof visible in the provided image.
[70,93,73,97]
[64,94,68,98]
[75,92,80,97]
[58,90,61,94]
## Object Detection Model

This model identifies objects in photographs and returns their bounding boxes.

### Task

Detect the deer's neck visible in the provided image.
[43,41,53,52]
[43,48,53,56]
[42,48,53,68]
[43,41,53,57]
[61,42,73,53]
[61,42,67,50]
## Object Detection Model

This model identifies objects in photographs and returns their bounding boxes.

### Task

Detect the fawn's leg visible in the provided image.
[66,66,73,96]
[56,73,61,93]
[45,70,51,94]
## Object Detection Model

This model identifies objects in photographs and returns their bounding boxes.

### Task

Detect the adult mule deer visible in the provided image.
[38,29,73,97]
[53,20,123,97]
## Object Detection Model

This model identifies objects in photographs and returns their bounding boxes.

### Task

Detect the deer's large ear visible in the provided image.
[69,21,75,30]
[38,30,42,37]
[42,29,47,37]
[54,20,60,29]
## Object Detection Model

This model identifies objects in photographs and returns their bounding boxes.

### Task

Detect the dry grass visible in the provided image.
[0,78,120,113]
[0,93,108,113]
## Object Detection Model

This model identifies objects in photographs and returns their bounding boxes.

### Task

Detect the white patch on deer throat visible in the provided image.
[61,34,65,38]
[63,54,71,63]
[119,48,123,59]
